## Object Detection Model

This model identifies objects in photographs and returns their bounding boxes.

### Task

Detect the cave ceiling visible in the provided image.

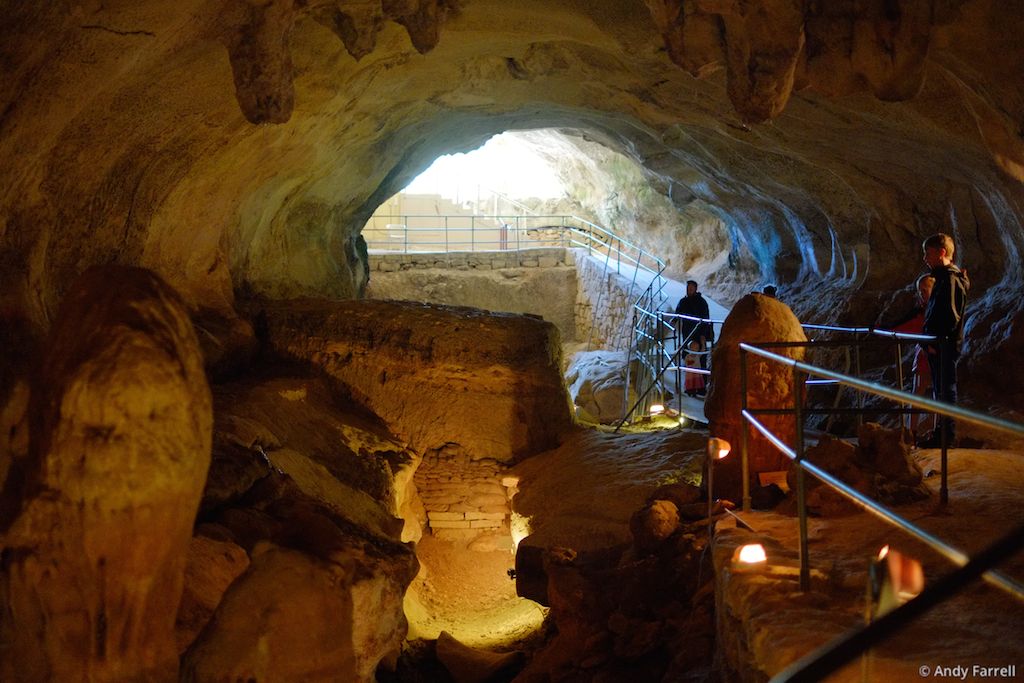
[1,0,1024,394]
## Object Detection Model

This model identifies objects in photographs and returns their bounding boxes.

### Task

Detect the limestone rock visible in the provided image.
[182,541,416,683]
[565,350,635,424]
[706,293,806,502]
[2,1,1024,416]
[256,298,573,463]
[0,266,212,682]
[207,373,422,541]
[786,424,929,516]
[435,630,524,683]
[175,534,250,654]
[630,498,681,553]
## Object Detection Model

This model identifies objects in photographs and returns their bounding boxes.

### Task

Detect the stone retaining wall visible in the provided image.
[369,246,571,272]
[573,250,642,351]
[414,449,513,542]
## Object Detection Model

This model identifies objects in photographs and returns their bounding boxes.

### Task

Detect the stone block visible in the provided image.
[427,512,465,521]
[469,520,502,529]
[538,256,558,268]
[464,512,506,521]
[468,493,508,507]
[430,520,472,529]
[521,259,539,267]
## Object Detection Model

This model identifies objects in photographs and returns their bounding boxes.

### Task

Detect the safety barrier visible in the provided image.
[732,341,1024,681]
[364,214,667,352]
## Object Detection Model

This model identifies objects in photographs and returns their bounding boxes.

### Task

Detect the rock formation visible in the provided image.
[0,267,212,682]
[706,292,807,502]
[2,2,1024,412]
[255,297,574,462]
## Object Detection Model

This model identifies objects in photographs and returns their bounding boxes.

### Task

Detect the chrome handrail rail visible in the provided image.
[736,339,1024,591]
[737,339,1024,681]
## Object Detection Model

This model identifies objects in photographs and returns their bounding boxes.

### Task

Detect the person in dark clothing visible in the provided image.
[920,233,969,447]
[675,280,713,370]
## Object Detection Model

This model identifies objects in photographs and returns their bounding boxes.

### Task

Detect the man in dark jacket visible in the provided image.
[921,233,969,446]
[675,280,713,371]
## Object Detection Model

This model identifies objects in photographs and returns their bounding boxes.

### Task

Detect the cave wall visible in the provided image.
[2,1,1024,410]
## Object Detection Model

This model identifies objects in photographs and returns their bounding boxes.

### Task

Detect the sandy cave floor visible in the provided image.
[405,533,548,650]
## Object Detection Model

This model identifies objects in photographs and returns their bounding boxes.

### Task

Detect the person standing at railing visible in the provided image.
[891,273,936,439]
[683,340,707,397]
[920,233,970,448]
[675,280,713,369]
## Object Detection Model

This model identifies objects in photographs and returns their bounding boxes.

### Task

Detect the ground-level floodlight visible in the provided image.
[706,437,732,544]
[862,545,925,680]
[732,543,768,571]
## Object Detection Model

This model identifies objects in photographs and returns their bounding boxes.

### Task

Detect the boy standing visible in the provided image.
[921,233,969,446]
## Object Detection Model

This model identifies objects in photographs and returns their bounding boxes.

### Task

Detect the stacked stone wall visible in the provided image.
[573,249,641,351]
[369,246,570,272]
[414,451,513,542]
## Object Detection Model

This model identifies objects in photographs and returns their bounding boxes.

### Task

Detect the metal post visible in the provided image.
[516,217,521,266]
[403,215,408,253]
[740,347,751,512]
[854,344,863,428]
[895,342,906,431]
[707,450,715,548]
[939,343,949,508]
[794,366,810,592]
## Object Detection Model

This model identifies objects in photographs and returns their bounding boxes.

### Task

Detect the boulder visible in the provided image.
[565,350,636,424]
[630,499,681,553]
[182,541,416,683]
[0,266,212,682]
[175,534,250,654]
[706,294,806,502]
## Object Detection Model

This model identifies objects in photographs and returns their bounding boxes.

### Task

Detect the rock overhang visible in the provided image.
[2,0,1024,409]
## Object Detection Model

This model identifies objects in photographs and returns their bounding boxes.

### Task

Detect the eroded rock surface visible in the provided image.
[0,266,212,682]
[2,3,1024,415]
[256,298,574,463]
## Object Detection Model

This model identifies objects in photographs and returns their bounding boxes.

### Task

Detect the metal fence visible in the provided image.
[733,340,1024,681]
[364,213,667,353]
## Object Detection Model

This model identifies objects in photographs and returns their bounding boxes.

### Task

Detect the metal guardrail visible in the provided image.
[735,341,1024,680]
[364,214,667,352]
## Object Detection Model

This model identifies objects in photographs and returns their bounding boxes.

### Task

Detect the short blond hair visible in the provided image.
[922,233,955,259]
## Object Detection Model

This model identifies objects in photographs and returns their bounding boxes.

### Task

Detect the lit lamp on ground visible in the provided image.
[863,545,925,679]
[706,437,732,542]
[731,543,767,573]
[868,545,924,618]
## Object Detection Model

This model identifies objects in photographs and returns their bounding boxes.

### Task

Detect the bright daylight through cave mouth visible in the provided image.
[368,132,570,651]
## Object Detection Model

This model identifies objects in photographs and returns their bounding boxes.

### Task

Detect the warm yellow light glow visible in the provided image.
[650,404,665,415]
[510,512,532,551]
[734,543,767,564]
[878,545,890,560]
[708,437,731,460]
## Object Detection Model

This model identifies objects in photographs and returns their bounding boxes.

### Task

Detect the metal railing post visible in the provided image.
[794,366,810,592]
[895,341,906,430]
[740,347,751,512]
[854,343,863,428]
[939,343,949,508]
[403,215,409,253]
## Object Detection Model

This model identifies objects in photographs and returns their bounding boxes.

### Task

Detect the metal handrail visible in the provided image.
[736,338,1024,681]
[771,522,1024,682]
[366,217,663,279]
